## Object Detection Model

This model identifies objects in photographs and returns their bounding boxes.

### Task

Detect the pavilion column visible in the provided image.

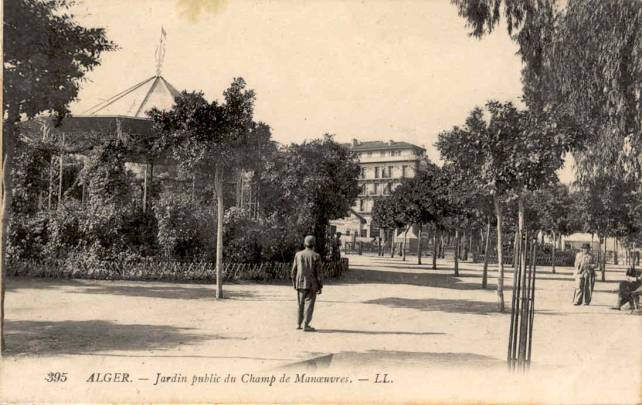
[142,163,148,212]
[48,155,54,210]
[57,133,65,209]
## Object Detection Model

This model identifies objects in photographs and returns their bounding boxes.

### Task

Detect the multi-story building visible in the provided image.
[331,139,426,240]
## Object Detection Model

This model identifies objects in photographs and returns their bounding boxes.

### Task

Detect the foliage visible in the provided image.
[3,0,117,122]
[572,174,639,241]
[372,195,406,230]
[255,134,361,258]
[154,191,215,260]
[528,183,575,236]
[437,101,573,200]
[452,0,642,184]
[391,162,447,228]
[546,0,642,183]
[149,78,261,176]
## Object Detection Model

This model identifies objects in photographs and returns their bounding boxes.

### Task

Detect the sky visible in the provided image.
[69,0,574,181]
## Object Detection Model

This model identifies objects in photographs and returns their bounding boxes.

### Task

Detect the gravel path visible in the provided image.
[2,254,640,403]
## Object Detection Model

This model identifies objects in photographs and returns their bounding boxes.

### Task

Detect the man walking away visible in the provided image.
[573,243,595,305]
[291,235,323,331]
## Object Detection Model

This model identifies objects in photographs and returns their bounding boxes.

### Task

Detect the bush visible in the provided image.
[154,191,216,260]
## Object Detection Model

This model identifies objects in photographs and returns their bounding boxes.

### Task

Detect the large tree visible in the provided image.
[1,0,116,353]
[437,101,572,311]
[254,134,361,259]
[529,183,574,273]
[453,0,642,189]
[391,163,446,265]
[150,78,261,298]
[546,0,642,183]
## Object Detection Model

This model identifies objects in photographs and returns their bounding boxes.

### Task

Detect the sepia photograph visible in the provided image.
[1,0,641,403]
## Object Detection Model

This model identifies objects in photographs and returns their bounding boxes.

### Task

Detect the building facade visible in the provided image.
[332,139,426,240]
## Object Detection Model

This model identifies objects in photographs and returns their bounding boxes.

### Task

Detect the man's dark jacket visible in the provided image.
[291,248,323,291]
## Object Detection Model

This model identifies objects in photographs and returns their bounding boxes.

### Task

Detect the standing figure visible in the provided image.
[573,243,595,305]
[331,232,342,262]
[291,235,323,331]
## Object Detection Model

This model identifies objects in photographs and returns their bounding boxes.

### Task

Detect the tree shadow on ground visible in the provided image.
[279,350,502,371]
[339,267,505,292]
[4,319,235,356]
[315,329,444,336]
[67,285,257,300]
[364,296,505,315]
[6,277,87,290]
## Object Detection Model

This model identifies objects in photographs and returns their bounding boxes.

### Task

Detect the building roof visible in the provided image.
[82,75,180,118]
[346,140,425,152]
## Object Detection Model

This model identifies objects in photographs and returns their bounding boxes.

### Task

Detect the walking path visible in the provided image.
[1,254,640,403]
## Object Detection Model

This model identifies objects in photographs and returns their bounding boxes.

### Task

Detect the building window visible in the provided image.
[387,166,393,178]
[385,183,392,194]
[345,230,351,236]
[360,167,365,178]
[373,183,378,194]
[374,167,380,178]
[361,229,367,238]
[402,165,408,178]
[359,199,364,211]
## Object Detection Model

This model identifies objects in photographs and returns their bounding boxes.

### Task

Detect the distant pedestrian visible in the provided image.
[573,243,596,305]
[291,235,323,332]
[331,232,342,261]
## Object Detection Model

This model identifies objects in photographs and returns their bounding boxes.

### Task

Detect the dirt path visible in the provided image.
[1,254,640,403]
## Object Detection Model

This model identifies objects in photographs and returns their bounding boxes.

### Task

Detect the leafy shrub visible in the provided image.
[154,191,216,260]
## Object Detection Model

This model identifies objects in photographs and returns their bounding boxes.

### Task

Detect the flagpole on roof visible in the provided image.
[155,26,167,77]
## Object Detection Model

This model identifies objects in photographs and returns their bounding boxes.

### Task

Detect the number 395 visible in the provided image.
[45,372,68,382]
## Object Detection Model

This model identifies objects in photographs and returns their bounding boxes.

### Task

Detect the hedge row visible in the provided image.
[7,258,349,282]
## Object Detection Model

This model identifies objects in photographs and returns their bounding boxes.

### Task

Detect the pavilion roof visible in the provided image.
[82,74,180,118]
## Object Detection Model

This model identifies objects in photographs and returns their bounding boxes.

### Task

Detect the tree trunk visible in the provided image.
[1,120,17,353]
[482,219,491,288]
[602,236,607,281]
[493,194,505,312]
[214,165,224,299]
[417,224,423,265]
[432,229,438,270]
[551,231,556,274]
[454,229,460,276]
[439,235,445,258]
[614,238,618,265]
[390,229,395,258]
[513,229,519,268]
[402,225,409,261]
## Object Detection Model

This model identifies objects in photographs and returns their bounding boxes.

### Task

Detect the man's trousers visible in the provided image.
[297,288,317,327]
[573,273,592,305]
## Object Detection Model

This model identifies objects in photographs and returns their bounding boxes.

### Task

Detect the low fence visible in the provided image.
[472,250,576,267]
[7,257,349,282]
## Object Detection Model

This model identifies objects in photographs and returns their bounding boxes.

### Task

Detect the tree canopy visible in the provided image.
[3,0,117,123]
